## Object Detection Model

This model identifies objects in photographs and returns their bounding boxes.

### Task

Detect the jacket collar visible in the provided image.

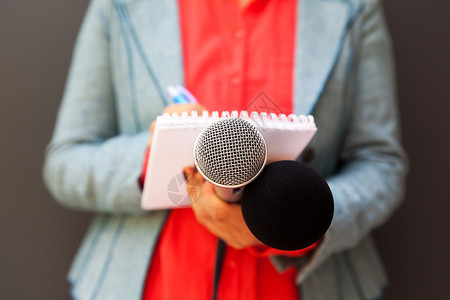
[114,0,184,105]
[116,0,351,113]
[294,0,351,114]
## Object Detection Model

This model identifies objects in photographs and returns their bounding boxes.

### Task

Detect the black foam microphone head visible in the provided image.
[241,160,334,251]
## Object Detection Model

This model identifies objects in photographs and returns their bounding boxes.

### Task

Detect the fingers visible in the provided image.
[150,121,156,134]
[183,167,262,249]
[183,166,195,182]
[199,215,258,250]
[183,166,204,204]
[148,121,156,147]
[183,166,204,188]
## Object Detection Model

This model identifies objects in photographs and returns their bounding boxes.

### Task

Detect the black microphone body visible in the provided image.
[242,160,334,251]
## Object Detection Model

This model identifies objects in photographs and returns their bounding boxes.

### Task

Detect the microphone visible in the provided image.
[194,117,267,202]
[241,160,334,251]
[193,117,268,300]
[193,118,334,251]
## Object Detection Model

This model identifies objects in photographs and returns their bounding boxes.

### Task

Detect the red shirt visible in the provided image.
[142,0,310,299]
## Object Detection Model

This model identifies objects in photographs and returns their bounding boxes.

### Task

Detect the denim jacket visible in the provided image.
[43,0,408,299]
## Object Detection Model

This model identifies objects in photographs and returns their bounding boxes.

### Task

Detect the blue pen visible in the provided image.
[166,84,189,104]
[174,84,198,104]
[166,84,198,104]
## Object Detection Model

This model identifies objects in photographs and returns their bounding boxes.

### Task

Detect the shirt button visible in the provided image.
[233,30,245,41]
[231,76,241,87]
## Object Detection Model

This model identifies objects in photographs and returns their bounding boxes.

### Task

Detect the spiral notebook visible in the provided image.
[141,111,317,210]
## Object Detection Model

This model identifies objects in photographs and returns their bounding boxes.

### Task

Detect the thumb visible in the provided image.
[183,166,203,204]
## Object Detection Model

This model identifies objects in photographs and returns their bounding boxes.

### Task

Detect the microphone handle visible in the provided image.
[211,186,244,299]
[214,186,244,203]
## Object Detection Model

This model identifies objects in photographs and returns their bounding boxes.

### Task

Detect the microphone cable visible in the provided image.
[211,239,227,300]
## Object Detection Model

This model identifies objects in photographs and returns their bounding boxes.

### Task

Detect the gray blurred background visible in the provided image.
[0,0,449,299]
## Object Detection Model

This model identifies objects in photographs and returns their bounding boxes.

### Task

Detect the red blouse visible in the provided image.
[142,0,314,299]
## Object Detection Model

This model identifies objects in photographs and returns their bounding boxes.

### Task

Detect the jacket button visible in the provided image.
[301,148,315,164]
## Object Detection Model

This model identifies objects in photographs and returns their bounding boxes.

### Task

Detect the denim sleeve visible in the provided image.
[43,0,149,214]
[271,0,408,282]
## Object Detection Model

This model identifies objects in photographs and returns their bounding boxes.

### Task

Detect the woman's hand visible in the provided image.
[183,166,263,250]
[149,103,206,146]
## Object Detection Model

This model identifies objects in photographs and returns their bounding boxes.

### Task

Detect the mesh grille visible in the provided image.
[194,118,267,187]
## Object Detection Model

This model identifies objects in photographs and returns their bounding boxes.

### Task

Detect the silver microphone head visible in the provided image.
[194,118,267,188]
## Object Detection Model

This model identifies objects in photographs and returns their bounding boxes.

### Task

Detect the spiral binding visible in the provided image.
[158,110,316,130]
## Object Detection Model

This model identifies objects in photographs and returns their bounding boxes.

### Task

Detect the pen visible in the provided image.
[166,84,198,104]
